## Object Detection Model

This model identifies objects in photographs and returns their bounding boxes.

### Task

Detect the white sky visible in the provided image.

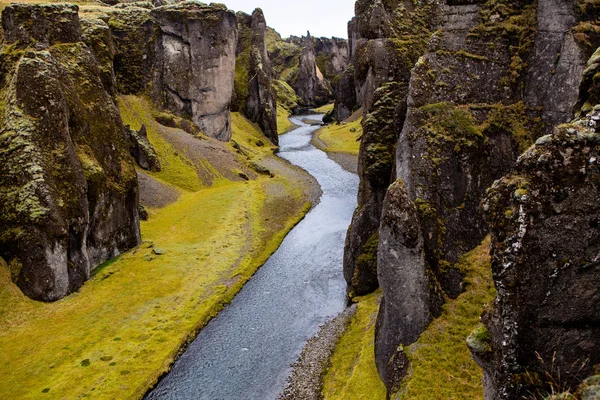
[221,0,356,39]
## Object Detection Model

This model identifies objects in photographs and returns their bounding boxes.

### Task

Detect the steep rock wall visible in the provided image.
[151,2,237,141]
[346,0,598,392]
[292,32,333,107]
[234,9,278,144]
[0,4,140,302]
[475,123,600,399]
[342,0,441,298]
[107,2,237,141]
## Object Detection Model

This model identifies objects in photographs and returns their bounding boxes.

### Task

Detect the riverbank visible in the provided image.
[0,97,319,399]
[311,110,362,174]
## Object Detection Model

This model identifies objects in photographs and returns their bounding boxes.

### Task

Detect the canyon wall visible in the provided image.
[107,1,238,141]
[0,4,140,301]
[234,9,278,144]
[338,0,600,395]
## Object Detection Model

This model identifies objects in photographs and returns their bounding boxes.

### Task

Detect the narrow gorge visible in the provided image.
[0,0,599,399]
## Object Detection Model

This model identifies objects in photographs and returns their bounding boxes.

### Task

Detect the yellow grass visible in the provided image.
[322,291,387,400]
[395,237,495,400]
[277,104,298,135]
[312,103,335,113]
[314,118,362,155]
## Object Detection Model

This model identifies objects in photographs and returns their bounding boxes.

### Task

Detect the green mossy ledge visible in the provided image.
[0,4,140,302]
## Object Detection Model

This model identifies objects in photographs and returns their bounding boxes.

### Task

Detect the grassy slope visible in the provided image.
[0,96,313,399]
[322,291,387,400]
[277,104,298,135]
[395,237,495,400]
[323,238,495,400]
[313,103,335,113]
[313,118,362,155]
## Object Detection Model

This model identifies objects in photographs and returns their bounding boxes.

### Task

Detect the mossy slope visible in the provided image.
[393,237,495,399]
[322,291,387,400]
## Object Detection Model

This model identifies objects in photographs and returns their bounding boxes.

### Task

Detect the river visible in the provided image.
[146,115,358,400]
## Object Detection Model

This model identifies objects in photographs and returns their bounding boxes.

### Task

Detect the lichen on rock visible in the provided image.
[0,4,140,302]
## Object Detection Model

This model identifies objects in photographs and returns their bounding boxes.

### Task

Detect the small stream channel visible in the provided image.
[146,115,359,400]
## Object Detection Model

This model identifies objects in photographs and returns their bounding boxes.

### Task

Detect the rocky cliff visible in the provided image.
[292,32,333,107]
[0,4,140,302]
[108,1,238,141]
[234,9,278,145]
[267,31,347,109]
[343,0,439,299]
[338,0,600,394]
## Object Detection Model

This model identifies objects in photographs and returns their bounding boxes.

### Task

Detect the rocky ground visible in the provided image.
[279,305,357,400]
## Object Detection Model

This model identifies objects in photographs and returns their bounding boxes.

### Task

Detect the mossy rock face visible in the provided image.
[234,9,278,144]
[0,4,140,302]
[107,8,155,95]
[81,18,117,96]
[480,124,600,398]
[2,3,81,47]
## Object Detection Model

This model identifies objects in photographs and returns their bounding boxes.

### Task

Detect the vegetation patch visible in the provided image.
[313,118,362,155]
[393,237,496,400]
[322,291,387,400]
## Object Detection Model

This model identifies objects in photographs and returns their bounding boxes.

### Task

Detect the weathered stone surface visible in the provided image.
[524,0,587,128]
[314,36,349,85]
[0,4,140,302]
[478,124,600,399]
[150,2,237,141]
[81,18,117,96]
[127,125,161,172]
[342,0,440,299]
[343,82,407,296]
[1,3,81,47]
[234,9,278,144]
[292,32,332,107]
[367,0,595,393]
[374,179,443,391]
[107,7,156,94]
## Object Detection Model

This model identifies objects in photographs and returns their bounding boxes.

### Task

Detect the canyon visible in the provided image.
[0,0,599,399]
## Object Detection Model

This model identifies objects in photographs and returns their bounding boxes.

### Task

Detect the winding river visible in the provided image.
[146,115,358,400]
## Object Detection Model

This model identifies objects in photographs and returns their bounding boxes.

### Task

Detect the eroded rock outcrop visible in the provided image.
[336,0,600,392]
[107,2,238,141]
[151,2,237,141]
[292,32,333,107]
[234,9,278,144]
[0,4,140,302]
[474,124,600,399]
[127,125,161,172]
[314,37,349,86]
[343,0,440,299]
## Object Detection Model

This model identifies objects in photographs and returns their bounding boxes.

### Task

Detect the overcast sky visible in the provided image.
[222,0,356,39]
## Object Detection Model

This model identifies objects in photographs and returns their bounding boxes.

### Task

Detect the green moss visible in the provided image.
[272,79,300,111]
[469,0,537,90]
[394,237,496,399]
[322,291,387,400]
[362,82,406,186]
[467,323,492,354]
